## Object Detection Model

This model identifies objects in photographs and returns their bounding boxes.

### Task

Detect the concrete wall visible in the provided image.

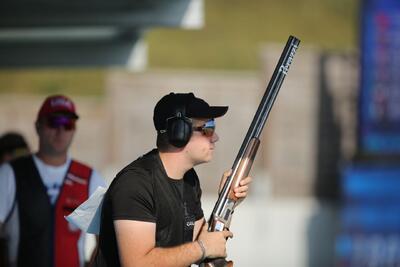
[104,69,261,193]
[261,45,358,199]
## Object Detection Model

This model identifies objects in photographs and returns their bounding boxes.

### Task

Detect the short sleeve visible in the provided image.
[0,163,16,223]
[108,168,156,222]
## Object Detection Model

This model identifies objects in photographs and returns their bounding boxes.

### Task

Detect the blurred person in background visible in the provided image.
[0,132,30,267]
[0,95,106,267]
[94,92,252,267]
[0,132,30,165]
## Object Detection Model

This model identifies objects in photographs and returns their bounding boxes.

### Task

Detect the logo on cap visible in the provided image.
[50,97,74,109]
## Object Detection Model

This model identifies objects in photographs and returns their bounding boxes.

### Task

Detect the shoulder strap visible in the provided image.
[66,160,93,188]
[3,157,33,224]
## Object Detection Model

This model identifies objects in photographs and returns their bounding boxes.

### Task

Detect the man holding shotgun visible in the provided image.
[94,92,252,267]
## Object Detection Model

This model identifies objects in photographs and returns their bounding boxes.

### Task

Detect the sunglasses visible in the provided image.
[46,116,76,130]
[192,119,216,137]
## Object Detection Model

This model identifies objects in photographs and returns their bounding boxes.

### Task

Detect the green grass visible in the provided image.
[147,0,359,70]
[0,68,105,96]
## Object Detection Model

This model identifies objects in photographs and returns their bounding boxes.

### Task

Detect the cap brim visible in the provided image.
[188,106,228,119]
[48,111,79,119]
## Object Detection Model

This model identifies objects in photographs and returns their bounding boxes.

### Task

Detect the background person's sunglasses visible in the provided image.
[46,116,76,130]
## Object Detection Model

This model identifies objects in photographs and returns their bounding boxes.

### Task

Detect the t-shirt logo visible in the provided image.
[186,221,195,227]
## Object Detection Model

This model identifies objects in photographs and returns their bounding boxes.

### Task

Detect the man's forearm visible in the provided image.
[120,241,203,267]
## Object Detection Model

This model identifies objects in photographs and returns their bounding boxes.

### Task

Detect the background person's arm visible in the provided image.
[0,164,16,267]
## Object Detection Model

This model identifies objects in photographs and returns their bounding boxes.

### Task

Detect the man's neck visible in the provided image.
[159,151,192,180]
[36,151,67,166]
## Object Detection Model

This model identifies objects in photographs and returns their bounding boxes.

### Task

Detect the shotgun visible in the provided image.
[201,35,300,267]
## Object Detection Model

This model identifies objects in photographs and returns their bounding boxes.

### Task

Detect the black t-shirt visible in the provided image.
[94,149,203,267]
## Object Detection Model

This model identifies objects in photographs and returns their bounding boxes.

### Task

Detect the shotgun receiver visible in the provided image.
[201,35,300,267]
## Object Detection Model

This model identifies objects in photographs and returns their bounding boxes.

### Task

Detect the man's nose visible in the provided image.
[211,132,219,143]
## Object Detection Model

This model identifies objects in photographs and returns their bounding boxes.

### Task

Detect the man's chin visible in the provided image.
[194,158,212,166]
[203,156,213,164]
[49,148,68,157]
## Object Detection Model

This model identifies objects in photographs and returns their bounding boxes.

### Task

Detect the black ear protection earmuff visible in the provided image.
[166,95,193,148]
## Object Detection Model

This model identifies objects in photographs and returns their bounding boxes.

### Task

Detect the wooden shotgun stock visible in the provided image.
[200,35,300,267]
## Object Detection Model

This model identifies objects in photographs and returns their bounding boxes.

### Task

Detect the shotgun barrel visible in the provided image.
[202,35,300,267]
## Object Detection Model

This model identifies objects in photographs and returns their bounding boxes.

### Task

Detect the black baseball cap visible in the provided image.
[153,92,228,131]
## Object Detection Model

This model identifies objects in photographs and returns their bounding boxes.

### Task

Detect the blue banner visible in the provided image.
[359,0,400,154]
[337,164,400,266]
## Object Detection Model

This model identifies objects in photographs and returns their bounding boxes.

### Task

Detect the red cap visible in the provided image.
[37,95,79,119]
